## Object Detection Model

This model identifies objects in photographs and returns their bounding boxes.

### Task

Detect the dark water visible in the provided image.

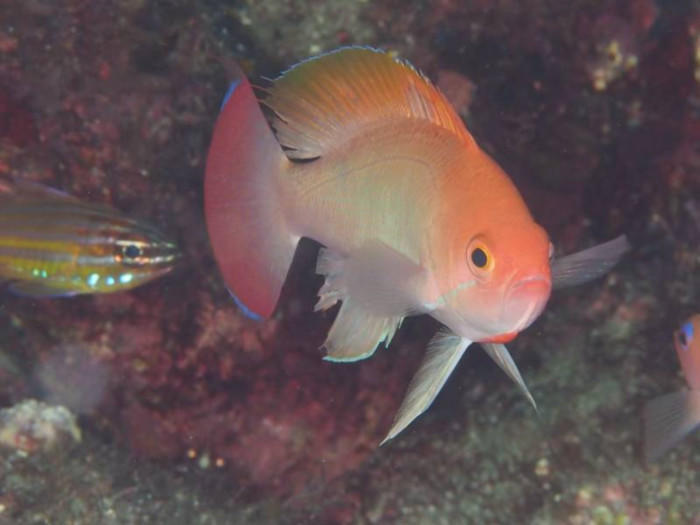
[0,1,697,523]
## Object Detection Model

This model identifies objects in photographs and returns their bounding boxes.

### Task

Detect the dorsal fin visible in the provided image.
[263,47,474,159]
[0,178,80,203]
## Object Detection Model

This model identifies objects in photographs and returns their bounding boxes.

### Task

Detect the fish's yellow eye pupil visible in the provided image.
[471,247,488,268]
[123,244,141,259]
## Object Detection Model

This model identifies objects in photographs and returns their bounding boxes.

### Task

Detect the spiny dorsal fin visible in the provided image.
[263,47,474,159]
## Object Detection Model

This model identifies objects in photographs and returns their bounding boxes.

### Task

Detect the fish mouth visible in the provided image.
[148,240,182,266]
[501,274,551,332]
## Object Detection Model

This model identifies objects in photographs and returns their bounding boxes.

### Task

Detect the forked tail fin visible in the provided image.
[204,76,297,319]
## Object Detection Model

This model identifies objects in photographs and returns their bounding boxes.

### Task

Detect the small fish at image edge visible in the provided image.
[643,314,700,461]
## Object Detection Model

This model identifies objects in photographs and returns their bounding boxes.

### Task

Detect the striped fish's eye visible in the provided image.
[122,244,142,260]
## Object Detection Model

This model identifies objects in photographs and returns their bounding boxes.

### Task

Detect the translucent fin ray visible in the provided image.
[381,331,470,444]
[552,235,629,289]
[480,342,537,410]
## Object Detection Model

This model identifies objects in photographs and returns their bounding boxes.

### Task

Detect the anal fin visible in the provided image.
[9,280,78,298]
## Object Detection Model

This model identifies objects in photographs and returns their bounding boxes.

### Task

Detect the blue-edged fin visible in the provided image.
[315,241,423,361]
[381,331,471,445]
[263,46,474,160]
[320,303,403,362]
[552,235,629,289]
[227,288,263,321]
[643,389,700,462]
[481,342,537,410]
[204,76,297,319]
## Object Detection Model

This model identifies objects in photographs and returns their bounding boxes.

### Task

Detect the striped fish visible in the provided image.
[0,180,180,296]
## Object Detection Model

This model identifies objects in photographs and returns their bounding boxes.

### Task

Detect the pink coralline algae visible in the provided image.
[0,87,37,148]
[110,292,420,496]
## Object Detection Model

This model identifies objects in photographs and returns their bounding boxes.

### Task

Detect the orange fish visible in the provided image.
[644,314,700,461]
[205,47,628,443]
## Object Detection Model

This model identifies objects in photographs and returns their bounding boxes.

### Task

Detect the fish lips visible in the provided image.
[500,274,552,333]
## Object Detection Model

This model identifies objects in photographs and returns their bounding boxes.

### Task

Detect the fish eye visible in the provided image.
[471,248,488,268]
[466,238,494,275]
[123,244,142,259]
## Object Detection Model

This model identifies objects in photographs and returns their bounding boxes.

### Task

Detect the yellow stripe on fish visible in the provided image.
[0,180,180,296]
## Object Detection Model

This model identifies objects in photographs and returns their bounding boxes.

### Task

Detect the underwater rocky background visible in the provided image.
[0,0,698,523]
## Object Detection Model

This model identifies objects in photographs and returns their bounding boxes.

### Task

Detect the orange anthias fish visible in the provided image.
[644,314,700,461]
[204,47,628,443]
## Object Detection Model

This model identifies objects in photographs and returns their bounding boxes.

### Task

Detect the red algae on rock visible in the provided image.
[0,87,37,148]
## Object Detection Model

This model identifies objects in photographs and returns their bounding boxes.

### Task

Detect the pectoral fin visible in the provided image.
[480,342,537,410]
[551,235,629,289]
[381,331,471,444]
[315,242,423,361]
